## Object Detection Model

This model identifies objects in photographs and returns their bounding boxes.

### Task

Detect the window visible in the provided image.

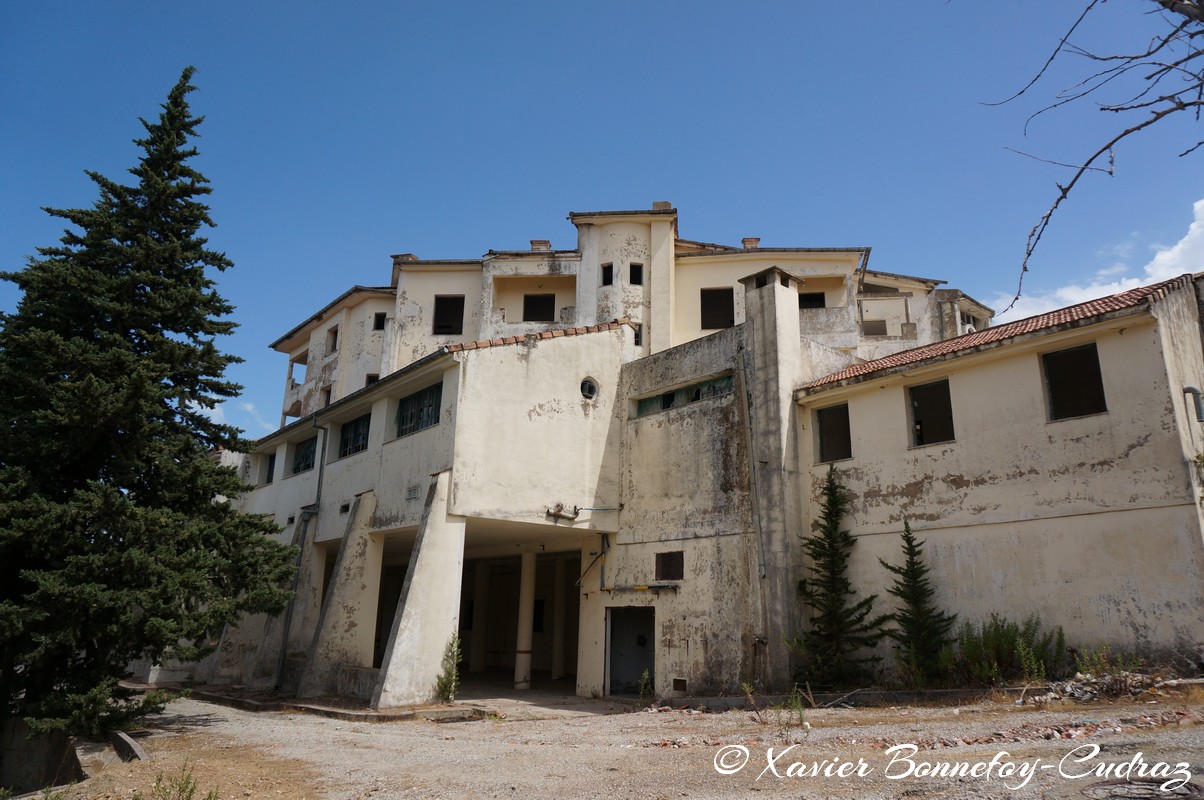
[799,292,826,309]
[320,386,332,407]
[1043,343,1107,420]
[601,263,614,286]
[523,293,556,322]
[580,378,598,400]
[291,437,317,475]
[629,262,644,286]
[365,374,379,386]
[632,323,643,347]
[655,551,684,581]
[909,379,954,446]
[326,326,339,353]
[373,312,387,331]
[816,404,852,462]
[432,295,465,335]
[700,288,735,329]
[338,413,371,458]
[396,382,443,437]
[862,319,888,336]
[635,374,734,417]
[290,351,308,384]
[261,452,276,485]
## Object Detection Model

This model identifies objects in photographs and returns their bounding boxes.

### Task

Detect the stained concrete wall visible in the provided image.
[393,268,484,368]
[797,312,1204,654]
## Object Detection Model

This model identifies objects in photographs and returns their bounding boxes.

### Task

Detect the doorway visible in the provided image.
[607,606,654,696]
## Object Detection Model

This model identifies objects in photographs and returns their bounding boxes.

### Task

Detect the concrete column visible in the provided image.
[247,511,316,689]
[373,471,467,708]
[551,557,567,680]
[649,218,675,354]
[296,491,380,699]
[469,561,490,672]
[514,551,537,690]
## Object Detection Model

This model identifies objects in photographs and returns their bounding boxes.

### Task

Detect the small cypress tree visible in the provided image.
[793,465,887,686]
[879,520,957,687]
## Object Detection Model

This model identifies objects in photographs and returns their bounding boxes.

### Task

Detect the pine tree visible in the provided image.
[0,68,295,736]
[793,465,887,687]
[879,520,957,687]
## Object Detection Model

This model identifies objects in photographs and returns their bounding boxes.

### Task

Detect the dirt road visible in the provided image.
[61,692,1204,800]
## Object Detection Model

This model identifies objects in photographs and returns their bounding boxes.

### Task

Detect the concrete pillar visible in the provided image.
[551,557,567,680]
[247,511,316,689]
[373,471,467,708]
[469,561,490,672]
[514,551,537,690]
[296,491,380,699]
[649,218,675,354]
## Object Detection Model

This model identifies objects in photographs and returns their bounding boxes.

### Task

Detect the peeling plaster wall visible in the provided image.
[798,316,1204,652]
[450,328,630,529]
[393,270,484,369]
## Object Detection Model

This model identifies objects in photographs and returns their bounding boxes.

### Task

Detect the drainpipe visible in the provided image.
[1185,387,1204,422]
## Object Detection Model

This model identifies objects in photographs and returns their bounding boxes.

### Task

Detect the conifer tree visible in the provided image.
[0,68,295,736]
[879,520,957,687]
[793,465,887,686]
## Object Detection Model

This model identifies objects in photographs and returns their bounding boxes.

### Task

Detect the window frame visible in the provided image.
[629,262,644,286]
[337,413,372,459]
[816,403,852,463]
[395,382,443,438]
[1042,342,1108,421]
[290,436,318,475]
[432,295,466,336]
[908,379,955,447]
[699,287,735,330]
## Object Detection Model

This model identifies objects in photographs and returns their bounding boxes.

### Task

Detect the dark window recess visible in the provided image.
[910,379,955,446]
[799,292,826,309]
[629,262,644,286]
[636,374,734,417]
[601,264,614,286]
[373,312,387,330]
[320,386,332,407]
[338,413,371,458]
[291,437,317,474]
[862,318,888,336]
[673,678,688,692]
[366,374,379,386]
[817,404,852,462]
[1044,343,1107,420]
[533,599,546,633]
[396,382,443,437]
[262,452,276,485]
[327,326,339,353]
[523,293,557,322]
[655,551,684,581]
[432,295,465,335]
[700,287,735,329]
[632,324,643,347]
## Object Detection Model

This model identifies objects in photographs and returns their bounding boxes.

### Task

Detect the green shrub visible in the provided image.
[954,614,1067,685]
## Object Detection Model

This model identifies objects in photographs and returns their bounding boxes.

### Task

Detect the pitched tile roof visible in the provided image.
[801,274,1194,392]
[445,319,635,352]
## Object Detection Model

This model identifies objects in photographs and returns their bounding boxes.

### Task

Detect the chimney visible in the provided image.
[530,239,551,251]
[651,201,672,211]
[742,237,760,250]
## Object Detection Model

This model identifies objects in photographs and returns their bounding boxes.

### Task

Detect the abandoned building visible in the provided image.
[157,202,1204,704]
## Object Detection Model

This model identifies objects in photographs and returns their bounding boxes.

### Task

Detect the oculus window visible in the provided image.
[909,379,954,446]
[1043,343,1107,420]
[816,404,852,462]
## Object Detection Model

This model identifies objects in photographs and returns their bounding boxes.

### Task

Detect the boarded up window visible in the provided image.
[1043,343,1107,420]
[432,295,465,335]
[817,404,852,462]
[909,379,954,446]
[523,293,556,322]
[655,551,684,581]
[700,287,735,329]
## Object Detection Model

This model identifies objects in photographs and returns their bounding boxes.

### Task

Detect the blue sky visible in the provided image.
[3,2,1203,437]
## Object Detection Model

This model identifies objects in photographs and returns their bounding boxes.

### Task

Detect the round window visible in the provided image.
[580,378,599,400]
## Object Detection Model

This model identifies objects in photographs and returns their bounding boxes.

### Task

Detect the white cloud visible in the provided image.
[992,199,1204,323]
[238,401,276,433]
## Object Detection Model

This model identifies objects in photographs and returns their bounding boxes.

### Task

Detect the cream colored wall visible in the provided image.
[450,328,632,531]
[798,317,1204,651]
[491,275,577,323]
[394,269,483,369]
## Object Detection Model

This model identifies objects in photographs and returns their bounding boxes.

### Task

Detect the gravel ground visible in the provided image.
[60,691,1204,800]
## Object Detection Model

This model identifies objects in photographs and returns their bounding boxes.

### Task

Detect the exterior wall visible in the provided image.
[392,268,483,369]
[479,253,582,339]
[798,315,1204,654]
